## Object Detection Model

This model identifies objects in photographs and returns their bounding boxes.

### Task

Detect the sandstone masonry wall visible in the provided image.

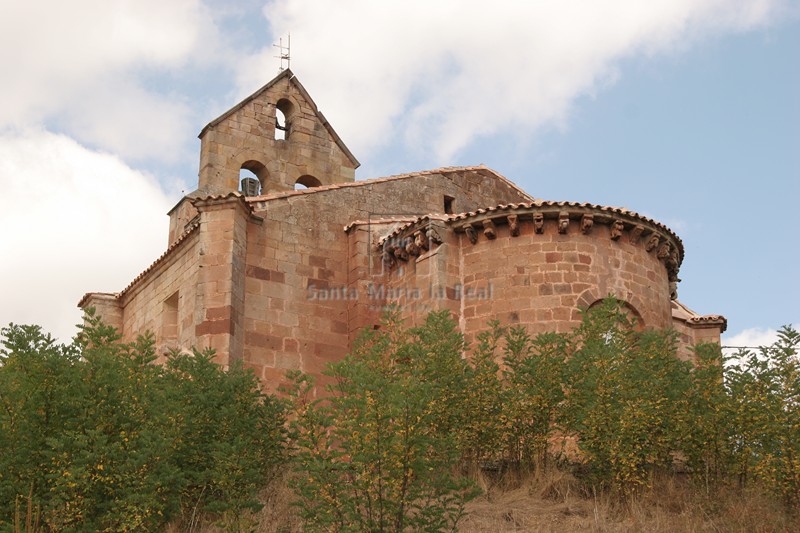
[240,169,530,392]
[117,235,200,361]
[379,209,675,350]
[198,72,357,195]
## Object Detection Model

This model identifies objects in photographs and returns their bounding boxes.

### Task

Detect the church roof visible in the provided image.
[246,165,534,205]
[198,69,360,168]
[671,300,727,332]
[78,221,202,308]
[376,199,684,253]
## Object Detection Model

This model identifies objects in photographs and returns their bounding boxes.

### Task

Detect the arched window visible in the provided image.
[239,160,269,194]
[587,298,645,332]
[239,168,261,196]
[295,174,322,190]
[275,98,294,141]
[275,108,287,140]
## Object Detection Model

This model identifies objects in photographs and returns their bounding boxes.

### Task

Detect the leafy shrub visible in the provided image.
[0,311,286,531]
[288,301,800,523]
[724,325,800,506]
[503,327,569,470]
[562,299,692,492]
[287,310,476,532]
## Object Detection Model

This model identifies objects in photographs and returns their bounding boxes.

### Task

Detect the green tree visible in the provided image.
[503,327,569,470]
[164,347,286,530]
[681,342,732,490]
[563,299,691,492]
[726,325,800,506]
[0,312,286,531]
[0,324,82,525]
[288,310,476,532]
[460,322,509,467]
[42,322,177,531]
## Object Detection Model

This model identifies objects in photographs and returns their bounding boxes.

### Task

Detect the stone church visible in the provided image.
[79,69,726,391]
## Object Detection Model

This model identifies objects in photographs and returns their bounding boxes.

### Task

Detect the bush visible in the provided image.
[0,311,286,531]
[288,302,800,526]
[287,310,476,532]
[503,326,569,470]
[562,299,692,492]
[724,325,800,506]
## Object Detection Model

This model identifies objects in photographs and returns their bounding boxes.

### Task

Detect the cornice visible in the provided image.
[377,201,684,283]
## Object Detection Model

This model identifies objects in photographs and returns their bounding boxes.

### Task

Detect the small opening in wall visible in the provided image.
[240,161,269,193]
[587,299,645,333]
[162,292,179,342]
[275,108,287,140]
[295,174,322,190]
[275,98,294,141]
[239,168,261,196]
[444,195,455,215]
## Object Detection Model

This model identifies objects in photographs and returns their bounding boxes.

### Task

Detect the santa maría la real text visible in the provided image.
[307,283,494,302]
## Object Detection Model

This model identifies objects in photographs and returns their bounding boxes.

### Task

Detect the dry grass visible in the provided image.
[244,469,304,533]
[165,469,303,533]
[167,468,799,532]
[459,468,800,533]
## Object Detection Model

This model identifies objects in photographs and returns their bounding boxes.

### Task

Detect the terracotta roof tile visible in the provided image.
[376,215,452,245]
[118,222,200,300]
[378,200,683,252]
[671,300,727,332]
[189,191,247,206]
[247,165,534,205]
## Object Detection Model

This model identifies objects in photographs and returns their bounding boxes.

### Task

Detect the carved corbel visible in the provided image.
[533,213,544,234]
[507,214,519,236]
[580,214,594,235]
[656,241,671,260]
[558,211,570,234]
[465,225,478,244]
[405,237,421,257]
[482,219,496,240]
[629,225,644,245]
[381,246,396,270]
[392,244,409,262]
[645,234,660,253]
[426,227,443,246]
[669,280,678,300]
[414,230,429,251]
[610,220,624,241]
[666,251,680,279]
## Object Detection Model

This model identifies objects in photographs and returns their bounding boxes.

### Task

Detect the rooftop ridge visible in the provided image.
[117,222,200,300]
[344,216,423,233]
[77,223,201,309]
[247,165,530,204]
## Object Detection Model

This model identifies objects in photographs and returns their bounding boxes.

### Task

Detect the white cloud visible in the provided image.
[238,0,791,163]
[0,130,172,342]
[57,79,194,164]
[722,325,796,353]
[0,0,219,162]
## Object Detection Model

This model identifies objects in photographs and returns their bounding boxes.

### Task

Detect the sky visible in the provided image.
[0,0,797,349]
